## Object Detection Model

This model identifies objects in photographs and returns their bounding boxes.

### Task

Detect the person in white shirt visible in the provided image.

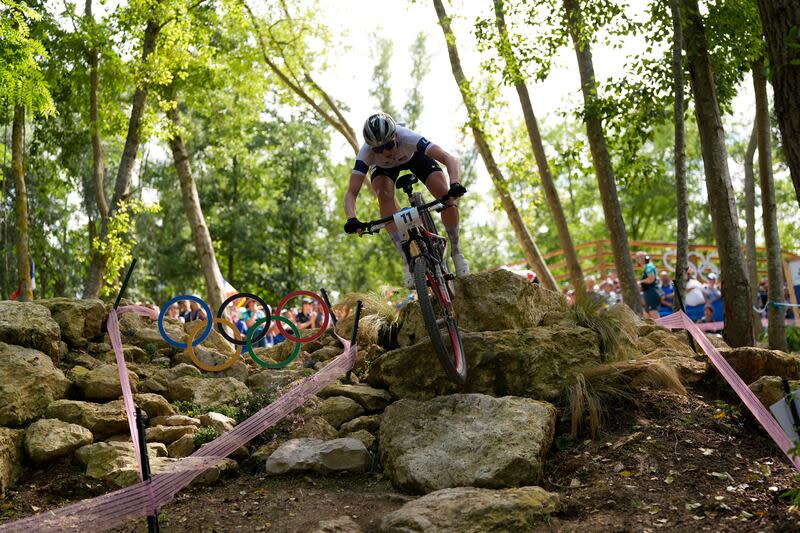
[685,271,706,307]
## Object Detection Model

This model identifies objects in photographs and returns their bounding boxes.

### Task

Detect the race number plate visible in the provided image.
[393,207,422,241]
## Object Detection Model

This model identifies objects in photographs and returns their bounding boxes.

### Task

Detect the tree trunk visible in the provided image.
[563,0,641,313]
[744,121,758,303]
[756,0,800,206]
[12,105,33,301]
[433,0,558,291]
[84,20,160,298]
[227,156,237,283]
[681,0,754,347]
[493,0,584,292]
[166,91,226,315]
[670,0,689,311]
[754,61,788,351]
[86,0,107,220]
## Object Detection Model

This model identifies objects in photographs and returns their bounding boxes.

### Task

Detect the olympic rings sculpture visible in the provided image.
[157,290,330,372]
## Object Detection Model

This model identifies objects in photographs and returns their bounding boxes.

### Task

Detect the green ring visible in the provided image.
[246,316,301,369]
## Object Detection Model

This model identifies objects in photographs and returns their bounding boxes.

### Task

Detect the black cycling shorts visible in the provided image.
[370,151,443,184]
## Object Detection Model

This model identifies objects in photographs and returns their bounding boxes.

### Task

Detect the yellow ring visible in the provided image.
[186,318,243,372]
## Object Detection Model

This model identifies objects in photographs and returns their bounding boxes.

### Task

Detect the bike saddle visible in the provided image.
[395,173,418,192]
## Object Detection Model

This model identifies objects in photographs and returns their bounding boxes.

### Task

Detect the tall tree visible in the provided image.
[369,35,397,117]
[492,0,583,292]
[753,60,788,351]
[404,32,431,129]
[166,87,226,314]
[83,17,161,298]
[756,0,800,206]
[743,121,758,303]
[11,105,32,301]
[84,0,107,223]
[562,0,641,312]
[669,0,688,310]
[680,0,754,347]
[433,0,558,290]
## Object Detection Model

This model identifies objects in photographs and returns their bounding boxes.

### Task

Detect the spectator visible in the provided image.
[184,300,206,322]
[704,272,724,322]
[166,303,184,322]
[658,271,674,316]
[599,278,618,307]
[685,270,705,321]
[295,298,318,330]
[241,299,267,348]
[229,306,248,339]
[637,253,660,319]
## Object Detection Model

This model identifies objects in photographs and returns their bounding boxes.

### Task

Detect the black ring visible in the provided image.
[216,292,271,345]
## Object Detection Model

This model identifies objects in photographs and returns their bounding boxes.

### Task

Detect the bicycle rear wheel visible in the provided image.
[413,258,467,384]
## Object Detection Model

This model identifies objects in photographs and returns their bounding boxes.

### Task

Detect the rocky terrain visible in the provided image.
[1,269,799,532]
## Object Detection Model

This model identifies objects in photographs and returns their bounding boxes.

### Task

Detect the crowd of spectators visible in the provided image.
[164,297,327,348]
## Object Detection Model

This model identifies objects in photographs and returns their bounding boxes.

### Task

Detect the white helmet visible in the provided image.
[363,112,397,147]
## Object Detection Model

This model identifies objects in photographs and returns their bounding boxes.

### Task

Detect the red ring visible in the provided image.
[274,290,330,343]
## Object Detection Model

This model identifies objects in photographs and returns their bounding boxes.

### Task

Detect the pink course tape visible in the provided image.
[0,308,356,532]
[657,311,800,471]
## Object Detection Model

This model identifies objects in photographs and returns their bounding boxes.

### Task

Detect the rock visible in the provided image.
[152,356,171,367]
[65,352,103,369]
[150,415,201,427]
[265,438,370,475]
[289,416,338,441]
[172,346,249,382]
[312,396,365,429]
[111,312,178,352]
[0,427,24,498]
[87,342,111,354]
[24,418,93,463]
[74,364,140,401]
[749,376,800,408]
[192,457,239,485]
[134,393,176,418]
[704,333,730,350]
[37,298,106,348]
[717,347,800,384]
[309,346,342,362]
[339,415,382,435]
[120,345,150,363]
[46,400,128,439]
[154,363,202,384]
[0,301,61,359]
[246,368,310,391]
[368,326,600,402]
[166,376,250,407]
[379,394,556,494]
[0,342,71,426]
[641,352,708,383]
[636,328,697,360]
[140,378,168,395]
[167,434,195,458]
[318,383,392,412]
[312,516,363,533]
[145,425,196,444]
[182,320,236,358]
[379,486,559,533]
[345,429,375,450]
[199,412,236,434]
[75,441,172,488]
[396,270,568,346]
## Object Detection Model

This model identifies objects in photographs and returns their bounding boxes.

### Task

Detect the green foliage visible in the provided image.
[192,425,219,447]
[787,327,800,353]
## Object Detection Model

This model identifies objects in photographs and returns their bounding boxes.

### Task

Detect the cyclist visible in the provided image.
[343,112,469,287]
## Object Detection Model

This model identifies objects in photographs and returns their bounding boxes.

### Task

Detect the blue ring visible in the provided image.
[158,295,212,348]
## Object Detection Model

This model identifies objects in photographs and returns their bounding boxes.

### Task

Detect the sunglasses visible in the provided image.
[372,139,396,154]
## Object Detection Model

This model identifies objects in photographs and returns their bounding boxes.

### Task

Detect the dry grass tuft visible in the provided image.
[333,291,397,346]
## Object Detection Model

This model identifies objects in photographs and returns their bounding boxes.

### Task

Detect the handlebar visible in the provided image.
[359,193,452,235]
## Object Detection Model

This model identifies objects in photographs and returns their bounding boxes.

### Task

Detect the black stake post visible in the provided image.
[672,276,698,353]
[320,287,337,326]
[343,300,363,384]
[136,407,160,532]
[113,258,138,310]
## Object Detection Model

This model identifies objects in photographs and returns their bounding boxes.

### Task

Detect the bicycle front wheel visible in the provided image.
[413,258,467,384]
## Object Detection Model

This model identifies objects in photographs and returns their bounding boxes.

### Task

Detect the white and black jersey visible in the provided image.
[352,126,433,175]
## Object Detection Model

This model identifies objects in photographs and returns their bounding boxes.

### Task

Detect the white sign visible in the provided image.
[770,390,800,445]
[789,260,800,287]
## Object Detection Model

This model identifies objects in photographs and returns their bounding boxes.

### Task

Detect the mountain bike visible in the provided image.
[354,173,467,384]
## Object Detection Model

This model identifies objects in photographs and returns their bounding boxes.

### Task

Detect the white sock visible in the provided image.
[389,231,410,270]
[445,225,462,256]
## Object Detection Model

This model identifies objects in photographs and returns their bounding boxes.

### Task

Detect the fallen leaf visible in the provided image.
[685,502,702,511]
[664,475,674,484]
[620,470,633,478]
[700,448,714,456]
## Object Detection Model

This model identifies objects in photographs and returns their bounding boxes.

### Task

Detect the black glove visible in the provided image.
[448,182,467,198]
[344,217,363,234]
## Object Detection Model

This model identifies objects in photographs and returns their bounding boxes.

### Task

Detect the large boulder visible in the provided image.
[368,325,600,401]
[37,298,106,348]
[199,412,236,434]
[45,400,128,439]
[0,427,24,498]
[748,376,800,408]
[145,425,196,444]
[24,418,93,463]
[379,394,556,494]
[172,346,249,382]
[134,393,176,418]
[111,313,180,352]
[166,376,250,407]
[716,347,800,384]
[264,438,370,475]
[74,364,140,401]
[312,516,363,533]
[396,270,568,346]
[0,342,71,426]
[379,486,559,533]
[75,441,171,488]
[312,396,365,429]
[246,368,310,392]
[318,383,392,412]
[0,301,61,359]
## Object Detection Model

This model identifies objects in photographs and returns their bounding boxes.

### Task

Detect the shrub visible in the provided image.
[786,327,800,353]
[193,426,219,447]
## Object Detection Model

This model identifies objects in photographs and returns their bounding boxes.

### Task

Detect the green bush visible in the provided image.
[786,327,800,353]
[193,426,219,447]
